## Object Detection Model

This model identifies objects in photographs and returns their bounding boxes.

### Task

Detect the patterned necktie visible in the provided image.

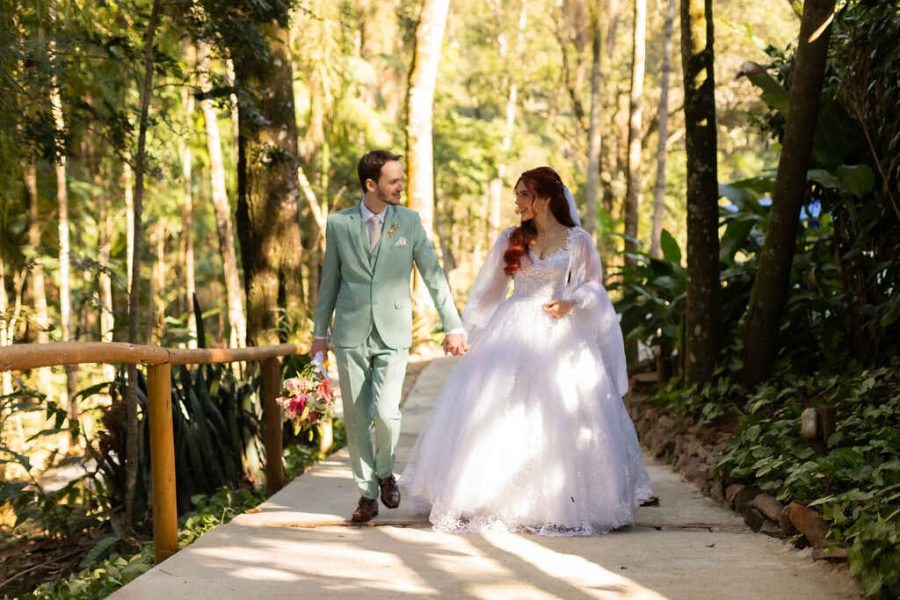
[369,216,382,250]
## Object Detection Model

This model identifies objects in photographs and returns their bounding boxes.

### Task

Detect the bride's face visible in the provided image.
[514,181,538,222]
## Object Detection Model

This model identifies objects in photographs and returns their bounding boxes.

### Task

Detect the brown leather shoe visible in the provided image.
[379,475,400,509]
[351,496,379,523]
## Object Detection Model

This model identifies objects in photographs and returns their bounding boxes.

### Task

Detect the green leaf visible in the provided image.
[880,293,900,327]
[660,229,682,264]
[736,61,789,115]
[808,169,840,189]
[80,534,120,569]
[835,164,876,197]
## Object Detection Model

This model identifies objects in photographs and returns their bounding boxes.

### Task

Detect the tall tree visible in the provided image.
[181,41,198,349]
[25,160,52,392]
[651,0,677,258]
[599,0,622,214]
[681,0,720,384]
[584,0,604,237]
[125,0,161,526]
[487,0,527,242]
[198,43,246,348]
[406,0,451,335]
[233,19,305,346]
[623,0,647,265]
[48,1,78,442]
[743,0,837,385]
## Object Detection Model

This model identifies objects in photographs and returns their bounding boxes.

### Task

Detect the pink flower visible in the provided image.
[316,383,332,401]
[283,378,303,393]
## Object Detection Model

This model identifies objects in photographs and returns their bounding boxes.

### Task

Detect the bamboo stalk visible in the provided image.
[148,362,177,564]
[262,356,284,496]
[0,341,309,371]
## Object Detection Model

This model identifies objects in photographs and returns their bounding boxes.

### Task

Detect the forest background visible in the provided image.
[1,0,899,598]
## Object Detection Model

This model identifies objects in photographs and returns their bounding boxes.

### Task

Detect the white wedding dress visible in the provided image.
[401,226,653,536]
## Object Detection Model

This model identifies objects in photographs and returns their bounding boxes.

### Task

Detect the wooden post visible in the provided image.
[262,357,284,495]
[148,362,177,564]
[318,417,333,454]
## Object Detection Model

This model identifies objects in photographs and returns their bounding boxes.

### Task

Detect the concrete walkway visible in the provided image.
[112,357,862,599]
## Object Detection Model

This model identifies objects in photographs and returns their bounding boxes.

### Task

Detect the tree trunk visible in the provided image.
[124,159,134,294]
[0,257,10,395]
[199,43,246,348]
[25,160,53,390]
[147,220,166,344]
[681,0,720,385]
[651,0,677,259]
[584,1,604,237]
[623,0,647,265]
[406,0,451,339]
[49,43,78,445]
[125,0,161,526]
[233,22,305,347]
[600,0,621,214]
[487,0,527,242]
[743,0,836,385]
[181,41,198,349]
[297,165,328,312]
[95,168,116,382]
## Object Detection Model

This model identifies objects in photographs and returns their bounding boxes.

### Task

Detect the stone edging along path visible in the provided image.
[624,374,848,564]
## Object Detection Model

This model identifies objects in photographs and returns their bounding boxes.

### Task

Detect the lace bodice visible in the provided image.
[510,230,573,303]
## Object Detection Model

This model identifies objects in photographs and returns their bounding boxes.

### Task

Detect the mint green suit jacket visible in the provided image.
[313,203,463,349]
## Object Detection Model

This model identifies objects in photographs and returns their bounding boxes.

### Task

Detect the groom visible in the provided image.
[311,150,467,522]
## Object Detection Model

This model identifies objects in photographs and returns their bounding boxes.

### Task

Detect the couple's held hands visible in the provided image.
[311,338,328,361]
[542,299,573,319]
[442,333,468,356]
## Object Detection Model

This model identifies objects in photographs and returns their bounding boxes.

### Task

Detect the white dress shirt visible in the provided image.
[360,198,387,247]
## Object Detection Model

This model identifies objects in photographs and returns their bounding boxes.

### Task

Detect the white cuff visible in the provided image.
[446,328,467,337]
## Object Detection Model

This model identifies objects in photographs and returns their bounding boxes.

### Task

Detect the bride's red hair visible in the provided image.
[503,167,576,276]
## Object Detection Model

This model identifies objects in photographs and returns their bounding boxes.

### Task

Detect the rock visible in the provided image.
[788,502,829,548]
[685,461,711,483]
[743,507,766,532]
[725,484,745,506]
[811,547,848,562]
[633,372,659,385]
[750,494,784,522]
[732,486,761,513]
[779,504,796,535]
[759,519,787,539]
[652,436,675,459]
[709,479,725,504]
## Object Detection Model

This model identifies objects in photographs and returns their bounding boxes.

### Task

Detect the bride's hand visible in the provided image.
[542,299,572,319]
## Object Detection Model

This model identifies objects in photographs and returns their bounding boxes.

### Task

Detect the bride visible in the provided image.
[401,166,653,535]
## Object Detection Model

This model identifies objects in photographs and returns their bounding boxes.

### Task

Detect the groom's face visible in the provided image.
[370,160,404,205]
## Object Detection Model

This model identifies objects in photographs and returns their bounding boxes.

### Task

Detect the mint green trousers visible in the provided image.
[333,328,409,499]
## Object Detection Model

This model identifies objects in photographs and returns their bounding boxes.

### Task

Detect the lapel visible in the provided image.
[371,204,398,276]
[346,201,372,275]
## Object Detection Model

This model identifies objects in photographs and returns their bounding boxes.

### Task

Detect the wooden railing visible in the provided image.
[0,341,311,564]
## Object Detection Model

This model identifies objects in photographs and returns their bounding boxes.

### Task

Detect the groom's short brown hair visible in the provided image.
[358,150,402,193]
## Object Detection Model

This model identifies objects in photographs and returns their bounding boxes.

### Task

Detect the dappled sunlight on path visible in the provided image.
[111,356,862,599]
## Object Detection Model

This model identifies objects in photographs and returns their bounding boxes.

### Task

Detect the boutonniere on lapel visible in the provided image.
[386,222,400,239]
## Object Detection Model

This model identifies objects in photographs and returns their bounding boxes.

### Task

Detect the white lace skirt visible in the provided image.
[401,294,653,535]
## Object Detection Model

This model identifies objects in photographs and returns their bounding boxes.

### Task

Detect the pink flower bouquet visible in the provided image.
[276,355,335,434]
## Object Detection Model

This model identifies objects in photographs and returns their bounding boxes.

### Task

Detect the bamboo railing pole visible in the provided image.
[262,357,284,495]
[318,417,333,454]
[148,362,178,564]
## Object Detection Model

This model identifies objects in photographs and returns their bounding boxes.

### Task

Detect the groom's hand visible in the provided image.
[311,338,328,360]
[442,333,468,356]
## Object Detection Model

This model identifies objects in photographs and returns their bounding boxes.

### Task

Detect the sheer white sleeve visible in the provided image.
[565,228,629,397]
[462,227,514,334]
